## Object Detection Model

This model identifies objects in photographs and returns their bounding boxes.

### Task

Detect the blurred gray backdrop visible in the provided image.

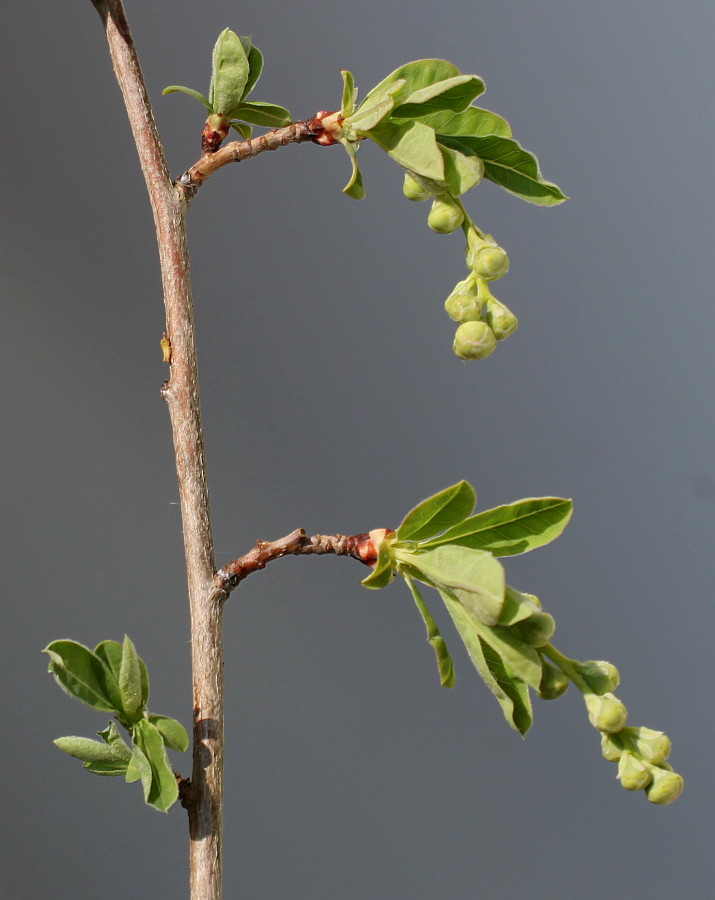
[2,1,713,897]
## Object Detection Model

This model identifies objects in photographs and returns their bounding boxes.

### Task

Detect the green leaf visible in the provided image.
[361,536,395,589]
[54,735,132,768]
[346,81,405,132]
[209,29,250,115]
[360,60,463,111]
[161,86,213,113]
[230,120,253,140]
[498,585,542,626]
[396,481,475,542]
[125,744,151,789]
[44,640,122,713]
[392,74,485,118]
[403,574,455,687]
[420,497,573,556]
[416,107,512,138]
[95,639,149,707]
[439,593,533,734]
[83,762,131,777]
[397,544,505,626]
[243,44,264,99]
[148,714,190,753]
[437,133,567,205]
[366,120,445,183]
[230,101,291,127]
[475,621,543,689]
[440,144,484,196]
[340,69,357,118]
[341,140,366,200]
[131,719,179,812]
[119,635,144,722]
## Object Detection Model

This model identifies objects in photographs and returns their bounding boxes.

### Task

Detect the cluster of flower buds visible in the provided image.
[445,227,517,360]
[572,660,682,805]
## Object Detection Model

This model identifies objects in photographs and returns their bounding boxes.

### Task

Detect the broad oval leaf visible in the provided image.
[440,593,532,734]
[210,29,250,115]
[366,120,445,183]
[402,574,455,687]
[392,74,485,118]
[148,714,190,753]
[438,133,567,206]
[162,86,213,112]
[397,544,505,625]
[420,497,573,556]
[396,481,475,542]
[440,144,484,196]
[44,640,122,713]
[416,107,512,138]
[131,719,179,812]
[360,60,462,111]
[231,101,291,127]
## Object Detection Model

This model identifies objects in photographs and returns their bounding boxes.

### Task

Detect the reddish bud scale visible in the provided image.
[354,529,394,566]
[306,110,342,145]
[202,116,230,153]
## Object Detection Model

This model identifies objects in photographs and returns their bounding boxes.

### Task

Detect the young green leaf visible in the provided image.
[346,81,405,132]
[475,621,543,689]
[340,69,357,118]
[242,44,264,99]
[396,480,475,542]
[54,735,132,768]
[209,29,250,116]
[416,106,512,138]
[231,101,291,128]
[148,714,190,753]
[419,497,573,556]
[366,120,445,181]
[396,544,505,626]
[340,140,366,200]
[403,574,455,687]
[44,640,122,714]
[361,535,395,589]
[230,120,253,140]
[440,144,484,196]
[438,133,567,205]
[440,592,532,734]
[131,719,179,812]
[392,74,485,118]
[360,60,463,111]
[119,635,144,722]
[95,639,149,707]
[161,86,213,112]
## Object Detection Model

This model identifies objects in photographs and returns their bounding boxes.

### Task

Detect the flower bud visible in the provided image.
[600,732,623,762]
[577,660,621,695]
[444,277,482,323]
[483,296,519,341]
[626,726,671,765]
[428,197,464,234]
[469,245,510,281]
[453,321,496,360]
[538,661,569,699]
[514,611,555,647]
[402,172,434,202]
[646,767,684,805]
[585,692,628,733]
[617,751,652,791]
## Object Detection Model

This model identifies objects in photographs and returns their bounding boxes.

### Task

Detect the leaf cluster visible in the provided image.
[163,29,290,138]
[45,637,188,812]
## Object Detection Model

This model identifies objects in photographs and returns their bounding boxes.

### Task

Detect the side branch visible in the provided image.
[215,529,390,596]
[176,120,321,203]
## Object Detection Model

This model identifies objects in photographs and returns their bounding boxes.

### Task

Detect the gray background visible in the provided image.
[2,1,713,897]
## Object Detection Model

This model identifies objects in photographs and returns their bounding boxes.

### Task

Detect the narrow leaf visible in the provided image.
[393,75,485,117]
[396,481,475,542]
[420,497,573,556]
[231,101,291,127]
[243,45,264,99]
[340,69,357,118]
[440,593,532,734]
[366,120,445,181]
[341,140,366,200]
[119,635,144,722]
[437,133,567,205]
[148,714,190,753]
[397,545,505,625]
[54,735,132,767]
[44,640,122,713]
[83,762,130,777]
[161,86,213,112]
[96,640,150,707]
[131,720,179,812]
[210,29,250,115]
[403,574,455,687]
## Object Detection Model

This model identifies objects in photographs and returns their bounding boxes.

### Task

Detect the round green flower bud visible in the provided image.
[469,245,510,281]
[646,767,684,805]
[514,611,555,647]
[538,661,569,700]
[403,171,434,202]
[585,692,628,733]
[444,277,482,323]
[578,660,621,695]
[600,732,624,762]
[483,296,519,341]
[453,321,497,360]
[617,751,652,791]
[626,726,671,765]
[428,197,464,234]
